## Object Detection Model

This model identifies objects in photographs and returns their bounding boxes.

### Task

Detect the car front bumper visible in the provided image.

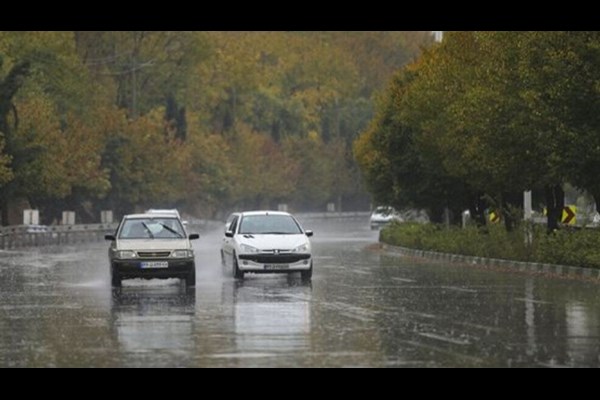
[237,253,312,273]
[112,258,195,280]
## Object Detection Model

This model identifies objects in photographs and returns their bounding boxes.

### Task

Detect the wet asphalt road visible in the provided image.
[1,218,600,367]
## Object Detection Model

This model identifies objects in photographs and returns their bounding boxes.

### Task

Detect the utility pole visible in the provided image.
[524,191,533,245]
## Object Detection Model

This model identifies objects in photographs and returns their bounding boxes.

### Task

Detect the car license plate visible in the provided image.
[141,261,169,269]
[264,264,290,270]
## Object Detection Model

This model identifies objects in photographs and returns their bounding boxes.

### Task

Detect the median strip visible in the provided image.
[381,243,600,281]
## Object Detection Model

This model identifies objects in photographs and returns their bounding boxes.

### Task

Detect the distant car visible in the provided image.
[221,211,314,280]
[370,207,403,230]
[146,209,181,218]
[105,213,199,287]
[146,209,188,228]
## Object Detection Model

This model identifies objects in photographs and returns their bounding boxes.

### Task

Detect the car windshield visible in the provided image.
[374,207,394,216]
[119,218,185,239]
[239,215,302,235]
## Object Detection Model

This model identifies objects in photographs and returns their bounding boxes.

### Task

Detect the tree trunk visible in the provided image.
[428,205,445,224]
[469,192,487,228]
[545,184,564,233]
[502,191,522,232]
[0,196,8,226]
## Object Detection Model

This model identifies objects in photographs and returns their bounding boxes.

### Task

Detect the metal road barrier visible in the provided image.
[0,219,222,250]
[0,224,118,250]
[295,212,371,220]
[0,214,368,250]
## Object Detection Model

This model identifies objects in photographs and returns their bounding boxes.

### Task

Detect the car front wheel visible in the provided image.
[111,265,122,287]
[301,262,313,281]
[233,254,244,280]
[185,266,196,287]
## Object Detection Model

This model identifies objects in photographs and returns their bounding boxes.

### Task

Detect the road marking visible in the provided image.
[351,269,370,275]
[406,311,439,319]
[392,277,416,283]
[418,332,471,346]
[514,298,552,305]
[453,321,503,333]
[441,286,478,293]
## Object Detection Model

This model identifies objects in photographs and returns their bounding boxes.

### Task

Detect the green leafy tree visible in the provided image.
[0,136,12,187]
[0,54,30,224]
[355,67,472,223]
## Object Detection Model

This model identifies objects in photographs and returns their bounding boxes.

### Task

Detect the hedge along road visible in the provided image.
[1,217,600,367]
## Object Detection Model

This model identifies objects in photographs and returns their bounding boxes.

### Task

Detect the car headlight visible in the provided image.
[171,250,193,258]
[116,250,137,259]
[240,244,260,254]
[292,244,309,253]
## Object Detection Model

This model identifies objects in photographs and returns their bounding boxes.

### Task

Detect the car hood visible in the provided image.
[237,234,309,251]
[117,239,191,251]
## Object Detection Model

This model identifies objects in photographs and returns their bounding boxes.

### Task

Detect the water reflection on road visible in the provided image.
[111,284,196,366]
[2,218,600,367]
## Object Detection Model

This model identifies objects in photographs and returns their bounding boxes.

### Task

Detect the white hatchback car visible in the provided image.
[370,206,403,230]
[221,211,314,280]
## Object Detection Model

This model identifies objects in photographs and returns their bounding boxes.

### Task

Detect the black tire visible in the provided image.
[221,251,229,277]
[233,254,244,280]
[111,266,122,288]
[301,263,313,281]
[185,265,196,287]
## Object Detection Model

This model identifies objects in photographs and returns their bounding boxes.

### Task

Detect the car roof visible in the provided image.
[146,209,180,215]
[124,213,181,219]
[239,211,292,217]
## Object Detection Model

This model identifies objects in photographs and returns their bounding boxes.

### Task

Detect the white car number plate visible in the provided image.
[264,264,290,270]
[141,261,169,269]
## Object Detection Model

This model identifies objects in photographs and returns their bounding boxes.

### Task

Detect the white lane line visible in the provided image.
[441,286,478,294]
[392,277,416,283]
[514,298,552,305]
[418,332,471,346]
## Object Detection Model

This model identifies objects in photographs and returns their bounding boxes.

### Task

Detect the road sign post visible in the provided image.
[561,206,577,225]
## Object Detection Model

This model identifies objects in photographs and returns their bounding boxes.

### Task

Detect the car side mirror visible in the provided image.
[105,235,116,241]
[305,230,314,237]
[225,231,234,238]
[189,233,200,240]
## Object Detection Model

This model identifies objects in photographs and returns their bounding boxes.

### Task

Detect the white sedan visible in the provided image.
[221,211,314,280]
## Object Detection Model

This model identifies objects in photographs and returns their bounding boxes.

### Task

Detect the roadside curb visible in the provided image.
[380,243,600,280]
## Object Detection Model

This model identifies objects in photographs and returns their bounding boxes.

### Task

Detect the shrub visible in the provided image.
[381,223,600,269]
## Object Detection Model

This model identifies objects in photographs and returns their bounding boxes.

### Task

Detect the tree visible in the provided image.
[74,31,209,118]
[0,31,432,222]
[0,136,12,187]
[0,59,30,225]
[515,32,600,222]
[355,67,473,224]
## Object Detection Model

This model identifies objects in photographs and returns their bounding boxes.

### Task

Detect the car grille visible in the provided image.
[239,254,311,264]
[137,251,171,258]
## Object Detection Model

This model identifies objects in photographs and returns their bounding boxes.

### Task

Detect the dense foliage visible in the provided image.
[0,31,432,224]
[355,32,600,231]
